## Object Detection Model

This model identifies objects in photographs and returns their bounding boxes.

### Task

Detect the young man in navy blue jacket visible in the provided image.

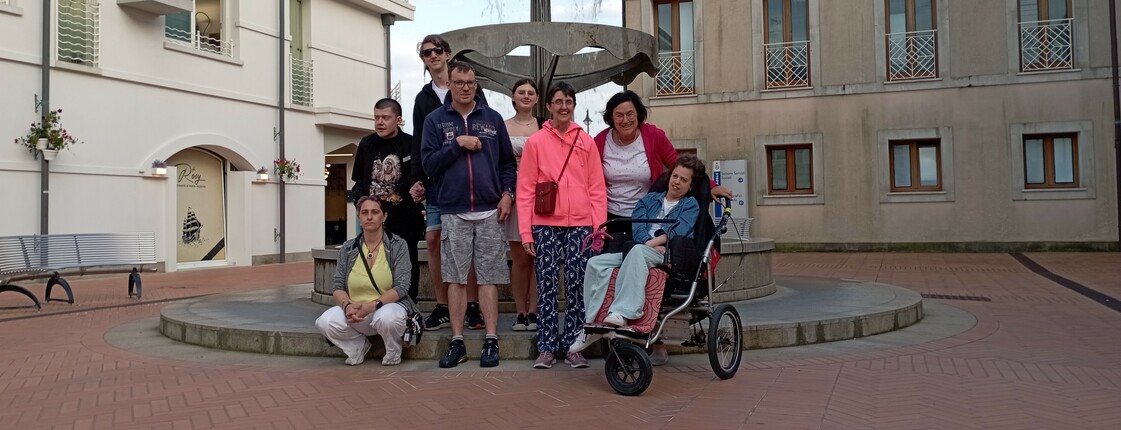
[421,62,517,368]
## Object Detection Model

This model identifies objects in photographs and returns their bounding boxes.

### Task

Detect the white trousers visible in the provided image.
[315,303,407,361]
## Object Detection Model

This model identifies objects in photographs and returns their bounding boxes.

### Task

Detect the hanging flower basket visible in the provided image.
[13,108,83,160]
[274,158,301,182]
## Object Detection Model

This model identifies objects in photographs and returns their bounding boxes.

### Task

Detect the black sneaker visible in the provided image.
[466,302,485,330]
[439,339,467,368]
[480,338,500,368]
[511,313,528,331]
[424,305,450,331]
[526,313,538,331]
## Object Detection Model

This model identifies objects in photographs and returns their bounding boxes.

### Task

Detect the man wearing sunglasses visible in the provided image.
[409,34,490,333]
[421,62,516,369]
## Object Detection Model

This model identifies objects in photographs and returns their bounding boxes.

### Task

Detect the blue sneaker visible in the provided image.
[439,339,467,368]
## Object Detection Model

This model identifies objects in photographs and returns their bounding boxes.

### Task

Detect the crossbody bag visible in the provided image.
[357,240,423,348]
[534,137,577,215]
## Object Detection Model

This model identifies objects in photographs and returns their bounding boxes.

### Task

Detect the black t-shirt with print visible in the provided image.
[350,129,424,238]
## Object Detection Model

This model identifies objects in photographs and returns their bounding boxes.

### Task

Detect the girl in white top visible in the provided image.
[503,78,542,332]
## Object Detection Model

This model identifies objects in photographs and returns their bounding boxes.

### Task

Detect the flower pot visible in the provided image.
[41,149,58,161]
[257,173,269,181]
[35,138,48,151]
[153,167,167,176]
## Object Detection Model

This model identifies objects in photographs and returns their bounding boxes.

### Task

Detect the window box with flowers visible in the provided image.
[151,159,168,176]
[274,158,301,183]
[13,108,82,161]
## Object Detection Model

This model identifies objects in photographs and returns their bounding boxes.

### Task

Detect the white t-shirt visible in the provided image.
[432,81,449,104]
[457,209,497,221]
[509,136,528,159]
[649,197,681,238]
[603,132,649,216]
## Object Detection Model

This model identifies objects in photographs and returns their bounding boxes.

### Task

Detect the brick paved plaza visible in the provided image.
[2,252,1119,429]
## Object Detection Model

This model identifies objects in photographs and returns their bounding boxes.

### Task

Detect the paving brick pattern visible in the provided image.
[2,253,1120,429]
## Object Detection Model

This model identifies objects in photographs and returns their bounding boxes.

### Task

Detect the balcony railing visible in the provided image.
[1019,18,1073,72]
[887,29,937,81]
[291,57,314,106]
[390,81,402,101]
[656,50,695,96]
[165,27,234,57]
[764,40,810,89]
[57,0,100,67]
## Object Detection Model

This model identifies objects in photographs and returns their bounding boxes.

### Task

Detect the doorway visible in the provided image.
[168,148,228,266]
[325,163,348,245]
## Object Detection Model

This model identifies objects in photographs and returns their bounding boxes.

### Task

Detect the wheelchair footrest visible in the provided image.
[584,324,649,340]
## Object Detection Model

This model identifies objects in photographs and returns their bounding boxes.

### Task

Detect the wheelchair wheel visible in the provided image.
[707,303,743,380]
[604,341,653,396]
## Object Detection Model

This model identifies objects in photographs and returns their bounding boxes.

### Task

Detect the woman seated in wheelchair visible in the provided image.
[577,154,706,338]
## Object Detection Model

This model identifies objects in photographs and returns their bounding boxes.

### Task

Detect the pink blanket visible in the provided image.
[591,268,668,334]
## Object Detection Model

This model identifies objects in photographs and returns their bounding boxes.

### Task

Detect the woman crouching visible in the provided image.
[316,195,416,366]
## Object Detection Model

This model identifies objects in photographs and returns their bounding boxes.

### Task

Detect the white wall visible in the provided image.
[0,0,411,268]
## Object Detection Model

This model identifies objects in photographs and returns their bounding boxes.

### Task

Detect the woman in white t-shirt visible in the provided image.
[503,78,542,333]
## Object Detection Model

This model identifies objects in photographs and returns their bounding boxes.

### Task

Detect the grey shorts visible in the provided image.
[440,213,510,285]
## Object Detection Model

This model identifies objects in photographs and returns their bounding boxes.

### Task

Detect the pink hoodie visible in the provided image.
[516,120,607,242]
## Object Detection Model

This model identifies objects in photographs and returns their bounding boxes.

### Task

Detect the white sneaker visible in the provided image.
[345,341,372,366]
[382,349,402,366]
[568,330,602,353]
[604,312,626,327]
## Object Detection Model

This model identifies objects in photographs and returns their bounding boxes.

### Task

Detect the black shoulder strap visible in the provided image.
[356,238,384,295]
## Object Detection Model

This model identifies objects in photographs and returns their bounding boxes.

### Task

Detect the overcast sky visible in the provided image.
[391,0,624,136]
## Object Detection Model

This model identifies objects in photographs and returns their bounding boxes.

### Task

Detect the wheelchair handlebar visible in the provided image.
[597,218,679,230]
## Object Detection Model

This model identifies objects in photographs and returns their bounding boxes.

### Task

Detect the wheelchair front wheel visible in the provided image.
[707,303,743,380]
[604,341,653,396]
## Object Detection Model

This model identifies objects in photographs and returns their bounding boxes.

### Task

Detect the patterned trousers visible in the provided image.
[532,225,592,353]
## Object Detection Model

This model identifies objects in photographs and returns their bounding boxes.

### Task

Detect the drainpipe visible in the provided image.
[278,0,287,263]
[1111,0,1121,249]
[382,14,395,97]
[40,0,51,235]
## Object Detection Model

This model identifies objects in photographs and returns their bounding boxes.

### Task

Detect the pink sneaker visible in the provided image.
[565,352,589,368]
[533,352,555,369]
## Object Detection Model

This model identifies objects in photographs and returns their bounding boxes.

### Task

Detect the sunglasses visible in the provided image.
[420,47,446,57]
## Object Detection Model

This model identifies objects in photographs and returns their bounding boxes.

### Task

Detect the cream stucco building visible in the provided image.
[624,0,1118,250]
[0,0,413,270]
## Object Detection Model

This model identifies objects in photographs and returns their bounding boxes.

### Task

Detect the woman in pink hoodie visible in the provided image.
[517,82,607,369]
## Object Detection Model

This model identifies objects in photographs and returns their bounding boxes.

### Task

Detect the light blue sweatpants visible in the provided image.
[582,244,663,322]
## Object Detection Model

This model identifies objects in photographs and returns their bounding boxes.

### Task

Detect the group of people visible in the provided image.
[315,34,730,368]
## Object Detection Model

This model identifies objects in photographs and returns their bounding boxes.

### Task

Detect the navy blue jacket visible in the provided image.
[420,94,517,215]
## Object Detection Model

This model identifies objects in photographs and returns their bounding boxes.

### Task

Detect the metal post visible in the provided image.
[1110,0,1121,249]
[278,0,287,263]
[531,0,551,117]
[383,14,396,97]
[40,0,52,235]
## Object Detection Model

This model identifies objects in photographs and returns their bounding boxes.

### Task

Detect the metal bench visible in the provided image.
[0,232,157,311]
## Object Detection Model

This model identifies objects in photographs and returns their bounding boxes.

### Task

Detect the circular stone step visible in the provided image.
[159,276,923,360]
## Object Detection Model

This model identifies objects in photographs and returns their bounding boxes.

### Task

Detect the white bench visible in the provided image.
[0,232,157,311]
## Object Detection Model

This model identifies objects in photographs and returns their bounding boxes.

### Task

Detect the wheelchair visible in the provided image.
[584,173,743,396]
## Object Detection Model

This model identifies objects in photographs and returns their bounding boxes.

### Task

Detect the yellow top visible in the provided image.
[347,241,392,302]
